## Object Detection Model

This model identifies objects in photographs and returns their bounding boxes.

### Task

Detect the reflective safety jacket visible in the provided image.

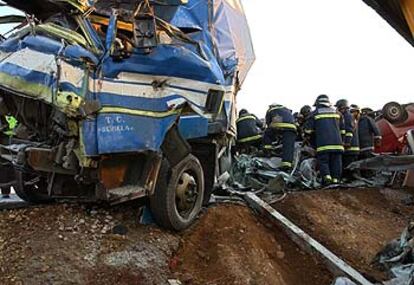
[304,106,344,153]
[342,111,360,154]
[265,105,296,132]
[341,109,354,146]
[345,124,360,154]
[358,115,381,152]
[236,113,263,143]
[1,116,17,137]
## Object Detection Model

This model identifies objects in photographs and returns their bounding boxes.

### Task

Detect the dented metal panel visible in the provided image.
[0,0,254,203]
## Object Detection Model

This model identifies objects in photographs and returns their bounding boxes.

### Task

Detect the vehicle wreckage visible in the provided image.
[0,0,254,230]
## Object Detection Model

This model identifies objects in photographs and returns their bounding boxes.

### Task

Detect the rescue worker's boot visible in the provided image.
[322,175,333,186]
[332,177,341,185]
[279,161,293,173]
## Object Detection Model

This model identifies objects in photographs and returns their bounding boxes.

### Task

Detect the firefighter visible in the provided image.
[336,100,358,179]
[299,105,314,146]
[236,109,264,153]
[263,103,297,171]
[304,95,344,185]
[359,108,382,159]
[344,104,361,179]
[335,99,353,147]
[295,105,311,141]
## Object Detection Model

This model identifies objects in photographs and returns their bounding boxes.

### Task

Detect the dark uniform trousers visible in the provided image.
[263,128,296,167]
[264,106,297,168]
[318,152,342,181]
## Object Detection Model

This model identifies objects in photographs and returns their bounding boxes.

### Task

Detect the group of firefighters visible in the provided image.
[236,94,382,185]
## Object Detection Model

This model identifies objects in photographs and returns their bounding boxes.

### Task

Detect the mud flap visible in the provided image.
[161,126,191,167]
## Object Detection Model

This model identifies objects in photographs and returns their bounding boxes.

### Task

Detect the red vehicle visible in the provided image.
[375,102,414,154]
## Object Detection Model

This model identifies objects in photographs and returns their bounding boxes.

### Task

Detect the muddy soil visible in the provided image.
[0,202,332,285]
[273,188,414,282]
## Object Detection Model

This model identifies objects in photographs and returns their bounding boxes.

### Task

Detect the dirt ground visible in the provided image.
[171,205,332,285]
[273,188,414,282]
[0,202,332,285]
[0,202,180,285]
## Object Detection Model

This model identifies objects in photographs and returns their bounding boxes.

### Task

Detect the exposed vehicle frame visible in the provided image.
[0,0,254,230]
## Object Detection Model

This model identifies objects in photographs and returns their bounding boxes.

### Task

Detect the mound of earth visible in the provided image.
[273,188,414,281]
[0,201,333,285]
[171,205,332,285]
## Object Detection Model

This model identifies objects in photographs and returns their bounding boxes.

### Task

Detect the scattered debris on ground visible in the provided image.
[273,188,414,282]
[373,222,414,284]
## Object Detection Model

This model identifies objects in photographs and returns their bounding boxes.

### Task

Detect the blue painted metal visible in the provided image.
[0,62,55,87]
[96,113,178,153]
[97,93,204,112]
[0,0,254,155]
[178,115,209,139]
[101,45,225,85]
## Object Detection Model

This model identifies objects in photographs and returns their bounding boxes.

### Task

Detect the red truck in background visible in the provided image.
[375,102,414,154]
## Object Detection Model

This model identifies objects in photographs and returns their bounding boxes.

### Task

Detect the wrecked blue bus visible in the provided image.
[0,0,254,230]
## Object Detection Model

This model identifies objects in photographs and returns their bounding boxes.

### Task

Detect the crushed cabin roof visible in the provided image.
[1,0,255,85]
[362,0,414,46]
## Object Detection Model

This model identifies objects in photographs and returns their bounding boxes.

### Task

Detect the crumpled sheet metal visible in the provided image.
[231,151,390,191]
[374,222,414,285]
[230,153,313,191]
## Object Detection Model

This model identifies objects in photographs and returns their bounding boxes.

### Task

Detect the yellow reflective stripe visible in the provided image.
[236,115,256,123]
[263,145,275,150]
[317,145,344,152]
[324,175,332,180]
[100,107,180,118]
[345,132,353,137]
[340,130,346,135]
[304,129,314,134]
[268,106,284,113]
[332,178,339,183]
[281,161,292,167]
[270,122,297,130]
[315,114,340,120]
[237,135,262,143]
[346,147,360,152]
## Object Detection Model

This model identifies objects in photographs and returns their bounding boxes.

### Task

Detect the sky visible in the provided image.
[1,1,414,118]
[239,0,414,117]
